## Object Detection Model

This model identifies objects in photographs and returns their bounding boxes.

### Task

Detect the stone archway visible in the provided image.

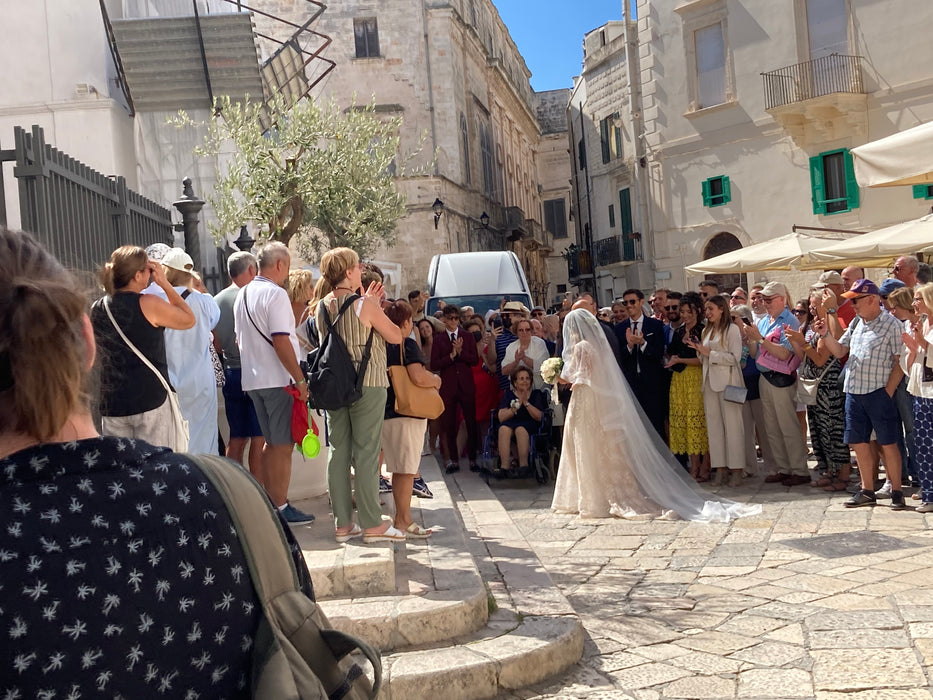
[702,232,747,294]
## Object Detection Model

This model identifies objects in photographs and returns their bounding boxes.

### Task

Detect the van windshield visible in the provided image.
[425,294,532,318]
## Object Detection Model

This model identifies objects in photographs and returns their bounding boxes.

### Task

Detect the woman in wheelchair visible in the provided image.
[494,366,548,478]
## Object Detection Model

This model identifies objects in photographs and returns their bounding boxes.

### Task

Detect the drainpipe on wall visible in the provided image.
[622,3,655,284]
[421,0,439,180]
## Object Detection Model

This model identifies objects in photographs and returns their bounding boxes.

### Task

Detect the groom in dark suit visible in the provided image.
[614,288,668,441]
[431,304,479,474]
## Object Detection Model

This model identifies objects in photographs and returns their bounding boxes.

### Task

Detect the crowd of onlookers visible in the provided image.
[80,236,933,523]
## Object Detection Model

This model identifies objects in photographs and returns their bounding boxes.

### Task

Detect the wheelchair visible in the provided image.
[479,400,556,485]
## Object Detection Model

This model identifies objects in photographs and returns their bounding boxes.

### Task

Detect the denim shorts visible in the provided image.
[247,386,294,446]
[222,368,263,439]
[844,387,901,446]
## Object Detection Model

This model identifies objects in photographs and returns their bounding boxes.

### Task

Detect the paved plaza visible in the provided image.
[459,472,933,700]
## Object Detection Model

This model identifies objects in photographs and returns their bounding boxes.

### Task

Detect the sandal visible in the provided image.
[362,525,406,543]
[335,523,362,543]
[696,471,711,483]
[403,523,432,539]
[811,477,833,488]
[823,480,849,492]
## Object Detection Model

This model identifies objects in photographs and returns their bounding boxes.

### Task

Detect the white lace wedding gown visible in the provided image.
[551,311,761,523]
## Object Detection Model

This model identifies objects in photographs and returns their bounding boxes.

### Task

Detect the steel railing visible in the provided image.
[762,53,864,110]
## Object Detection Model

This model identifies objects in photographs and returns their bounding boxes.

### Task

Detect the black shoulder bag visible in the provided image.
[305,295,374,410]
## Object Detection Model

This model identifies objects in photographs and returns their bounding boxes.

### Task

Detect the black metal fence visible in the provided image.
[1,125,172,273]
[762,54,864,110]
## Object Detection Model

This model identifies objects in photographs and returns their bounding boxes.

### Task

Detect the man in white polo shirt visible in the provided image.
[234,241,313,523]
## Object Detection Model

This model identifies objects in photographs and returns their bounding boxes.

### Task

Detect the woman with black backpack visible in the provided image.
[311,248,404,544]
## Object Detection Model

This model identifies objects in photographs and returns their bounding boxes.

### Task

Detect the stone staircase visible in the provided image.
[289,455,583,699]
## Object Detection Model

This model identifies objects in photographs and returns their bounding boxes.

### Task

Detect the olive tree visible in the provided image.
[175,95,420,261]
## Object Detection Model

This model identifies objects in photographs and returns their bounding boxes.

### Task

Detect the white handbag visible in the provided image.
[796,361,833,406]
[103,299,190,452]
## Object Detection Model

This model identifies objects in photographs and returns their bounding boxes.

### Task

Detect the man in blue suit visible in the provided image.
[614,288,668,441]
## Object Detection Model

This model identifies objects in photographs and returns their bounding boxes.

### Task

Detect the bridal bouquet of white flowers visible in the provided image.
[540,357,564,385]
[510,398,521,411]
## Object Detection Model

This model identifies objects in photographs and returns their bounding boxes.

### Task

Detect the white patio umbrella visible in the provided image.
[852,121,933,188]
[801,214,933,269]
[685,232,841,274]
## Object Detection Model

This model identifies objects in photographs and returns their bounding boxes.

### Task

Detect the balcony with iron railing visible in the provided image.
[565,246,592,281]
[592,232,642,268]
[761,53,868,147]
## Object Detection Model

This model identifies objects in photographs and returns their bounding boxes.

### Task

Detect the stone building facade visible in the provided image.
[535,89,573,308]
[285,0,557,300]
[567,20,654,306]
[569,1,933,300]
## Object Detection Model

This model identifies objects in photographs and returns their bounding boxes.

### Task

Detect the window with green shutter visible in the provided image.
[701,175,731,207]
[619,188,633,234]
[608,204,616,228]
[810,149,859,215]
[913,185,933,200]
[600,117,611,164]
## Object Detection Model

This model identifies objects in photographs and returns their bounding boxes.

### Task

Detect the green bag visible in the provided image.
[190,454,382,700]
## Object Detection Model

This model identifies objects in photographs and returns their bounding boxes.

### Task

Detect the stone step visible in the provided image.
[292,456,584,699]
[290,493,397,599]
[379,613,584,700]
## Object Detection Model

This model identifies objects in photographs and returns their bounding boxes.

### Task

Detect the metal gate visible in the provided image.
[0,125,172,273]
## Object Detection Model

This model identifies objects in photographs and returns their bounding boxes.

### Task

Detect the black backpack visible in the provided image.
[305,295,374,410]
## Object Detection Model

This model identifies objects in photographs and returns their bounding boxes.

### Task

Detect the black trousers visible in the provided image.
[441,392,477,462]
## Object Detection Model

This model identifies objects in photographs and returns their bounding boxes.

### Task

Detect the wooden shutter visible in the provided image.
[809,155,826,215]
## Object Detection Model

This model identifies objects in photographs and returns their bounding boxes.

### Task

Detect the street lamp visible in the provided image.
[234,225,255,252]
[432,198,445,229]
[480,211,490,229]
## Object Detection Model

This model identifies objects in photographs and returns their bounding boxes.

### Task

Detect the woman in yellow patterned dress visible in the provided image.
[665,292,710,481]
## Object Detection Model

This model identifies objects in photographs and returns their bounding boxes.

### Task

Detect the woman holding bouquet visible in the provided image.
[494,366,547,478]
[551,309,760,522]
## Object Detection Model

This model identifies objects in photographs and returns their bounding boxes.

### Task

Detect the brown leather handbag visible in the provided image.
[388,344,444,420]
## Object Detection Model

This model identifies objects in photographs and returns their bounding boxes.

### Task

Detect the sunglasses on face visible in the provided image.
[623,299,639,306]
[731,294,746,300]
[793,309,807,316]
[665,305,679,311]
[893,265,902,273]
[851,295,871,303]
[532,311,545,317]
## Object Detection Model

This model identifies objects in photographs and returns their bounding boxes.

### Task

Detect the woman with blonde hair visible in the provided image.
[287,268,317,353]
[903,283,933,510]
[689,294,745,486]
[90,244,195,449]
[155,247,221,454]
[313,247,404,543]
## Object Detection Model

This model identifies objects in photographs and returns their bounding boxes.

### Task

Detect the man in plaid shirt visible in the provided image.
[816,279,907,510]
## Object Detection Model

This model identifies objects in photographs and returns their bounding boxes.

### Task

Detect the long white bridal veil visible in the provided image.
[560,309,762,523]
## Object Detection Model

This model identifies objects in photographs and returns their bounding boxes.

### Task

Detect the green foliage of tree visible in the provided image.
[174,95,421,261]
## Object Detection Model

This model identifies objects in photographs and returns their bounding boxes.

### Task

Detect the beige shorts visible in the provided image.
[381,417,428,474]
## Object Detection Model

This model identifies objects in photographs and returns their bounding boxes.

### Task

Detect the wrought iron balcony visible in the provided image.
[566,248,592,280]
[762,53,864,111]
[593,233,642,267]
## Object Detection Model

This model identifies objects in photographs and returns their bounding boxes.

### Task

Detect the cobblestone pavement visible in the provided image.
[489,475,933,699]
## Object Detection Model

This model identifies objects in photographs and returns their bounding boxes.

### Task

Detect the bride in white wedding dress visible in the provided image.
[552,309,761,522]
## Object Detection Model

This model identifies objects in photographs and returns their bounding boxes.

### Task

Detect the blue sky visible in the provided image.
[494,1,635,92]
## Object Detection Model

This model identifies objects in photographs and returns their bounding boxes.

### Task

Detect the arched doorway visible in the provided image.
[703,232,748,294]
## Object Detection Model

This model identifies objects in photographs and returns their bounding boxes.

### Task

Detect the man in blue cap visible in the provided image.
[816,279,908,510]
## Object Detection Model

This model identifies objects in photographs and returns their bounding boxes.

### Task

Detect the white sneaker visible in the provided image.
[875,481,893,499]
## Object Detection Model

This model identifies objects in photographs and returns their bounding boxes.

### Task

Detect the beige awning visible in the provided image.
[801,214,933,269]
[852,122,933,188]
[685,232,841,274]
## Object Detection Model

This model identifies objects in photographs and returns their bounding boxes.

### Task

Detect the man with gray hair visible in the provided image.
[893,255,920,287]
[214,251,265,477]
[745,281,810,486]
[234,242,313,523]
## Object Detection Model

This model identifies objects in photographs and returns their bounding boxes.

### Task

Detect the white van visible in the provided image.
[425,251,532,317]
